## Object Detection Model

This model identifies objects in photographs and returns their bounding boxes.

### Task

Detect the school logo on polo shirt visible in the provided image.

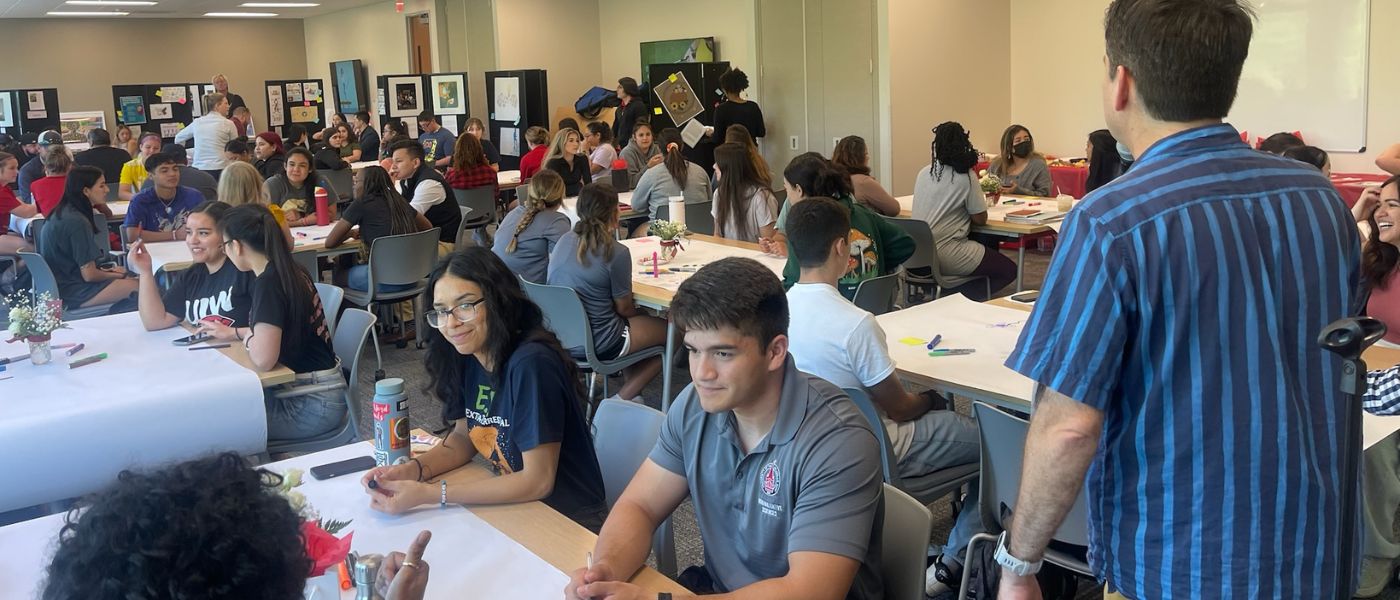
[760,460,781,496]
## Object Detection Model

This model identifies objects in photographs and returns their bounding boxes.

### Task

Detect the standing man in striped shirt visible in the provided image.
[997,0,1363,598]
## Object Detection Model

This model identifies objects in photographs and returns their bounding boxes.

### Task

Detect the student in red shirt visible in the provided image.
[444,133,500,203]
[517,126,551,181]
[0,151,40,255]
[31,145,73,216]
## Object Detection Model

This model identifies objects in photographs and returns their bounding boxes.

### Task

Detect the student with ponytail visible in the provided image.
[199,203,344,441]
[326,165,432,293]
[629,127,710,231]
[492,169,570,283]
[548,183,666,402]
[711,141,776,243]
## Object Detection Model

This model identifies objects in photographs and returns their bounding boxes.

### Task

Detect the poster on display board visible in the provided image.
[160,122,181,138]
[286,83,303,103]
[267,85,284,127]
[119,96,146,125]
[651,71,703,126]
[290,105,318,124]
[58,111,106,146]
[499,126,520,157]
[0,94,13,128]
[26,91,45,111]
[388,76,422,117]
[492,77,519,123]
[156,86,185,104]
[304,81,320,103]
[150,103,173,120]
[430,74,466,115]
[376,88,386,116]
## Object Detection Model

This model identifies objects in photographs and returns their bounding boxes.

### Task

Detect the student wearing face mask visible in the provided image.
[987,124,1052,197]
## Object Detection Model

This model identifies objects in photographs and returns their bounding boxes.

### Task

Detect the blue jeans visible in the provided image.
[347,264,416,293]
[895,409,983,564]
[264,363,347,440]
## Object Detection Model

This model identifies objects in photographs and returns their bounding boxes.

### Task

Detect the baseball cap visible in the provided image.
[17,132,37,145]
[37,130,62,146]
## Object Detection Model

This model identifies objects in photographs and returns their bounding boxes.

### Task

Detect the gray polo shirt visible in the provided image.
[648,357,884,598]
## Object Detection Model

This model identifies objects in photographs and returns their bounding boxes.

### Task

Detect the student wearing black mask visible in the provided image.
[988,124,1052,197]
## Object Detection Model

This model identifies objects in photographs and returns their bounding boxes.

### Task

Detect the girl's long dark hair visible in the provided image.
[574,182,617,266]
[657,128,688,188]
[714,142,765,241]
[783,152,852,199]
[1364,176,1400,290]
[831,136,871,177]
[423,248,584,426]
[53,166,105,233]
[220,203,317,349]
[360,166,419,236]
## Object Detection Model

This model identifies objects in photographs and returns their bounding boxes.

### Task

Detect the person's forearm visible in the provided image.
[446,466,554,506]
[691,577,844,600]
[1006,387,1101,560]
[119,185,135,201]
[415,431,476,482]
[435,157,451,167]
[136,273,178,331]
[591,498,664,583]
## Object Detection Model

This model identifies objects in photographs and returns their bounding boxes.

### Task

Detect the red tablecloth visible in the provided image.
[1331,173,1390,207]
[973,161,1089,198]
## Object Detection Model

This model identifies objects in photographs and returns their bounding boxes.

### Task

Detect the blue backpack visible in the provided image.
[574,86,619,120]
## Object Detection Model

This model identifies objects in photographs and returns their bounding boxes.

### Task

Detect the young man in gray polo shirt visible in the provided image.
[565,257,885,600]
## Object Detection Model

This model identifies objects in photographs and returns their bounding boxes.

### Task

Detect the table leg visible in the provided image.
[661,320,676,412]
[1016,243,1026,292]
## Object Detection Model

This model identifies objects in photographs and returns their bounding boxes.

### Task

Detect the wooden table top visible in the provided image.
[181,323,294,387]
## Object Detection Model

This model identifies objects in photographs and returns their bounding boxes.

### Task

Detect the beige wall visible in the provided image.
[494,0,603,124]
[0,18,306,139]
[304,1,429,129]
[1006,0,1396,174]
[886,0,1011,195]
[597,0,757,89]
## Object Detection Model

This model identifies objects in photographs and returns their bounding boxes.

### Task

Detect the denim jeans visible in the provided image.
[347,263,417,293]
[264,362,347,441]
[895,408,983,564]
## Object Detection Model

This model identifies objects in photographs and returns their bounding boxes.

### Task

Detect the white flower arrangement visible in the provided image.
[978,171,1003,194]
[5,292,66,341]
[649,220,690,241]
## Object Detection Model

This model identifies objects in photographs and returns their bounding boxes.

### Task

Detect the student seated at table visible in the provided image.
[493,170,569,283]
[831,135,899,216]
[284,124,310,151]
[987,124,1052,197]
[31,145,76,217]
[201,204,344,440]
[565,257,884,600]
[380,120,409,161]
[630,128,710,228]
[253,132,287,181]
[223,138,252,165]
[910,121,1017,301]
[770,154,914,298]
[360,247,608,529]
[417,111,455,169]
[518,126,551,181]
[326,165,433,292]
[723,124,772,187]
[18,130,61,203]
[41,453,434,600]
[221,161,293,249]
[1283,145,1331,178]
[463,117,499,170]
[711,141,776,244]
[0,152,39,256]
[584,122,617,182]
[141,144,219,202]
[119,133,162,201]
[389,140,460,255]
[265,147,340,227]
[114,123,137,156]
[548,183,666,401]
[124,151,204,244]
[1258,131,1304,155]
[74,128,131,192]
[544,129,592,197]
[129,200,254,330]
[335,122,363,163]
[353,112,380,165]
[1085,128,1128,194]
[444,132,500,203]
[783,196,983,595]
[39,166,137,309]
[618,121,663,189]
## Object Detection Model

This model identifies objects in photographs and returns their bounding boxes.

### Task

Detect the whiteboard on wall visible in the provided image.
[1228,0,1369,152]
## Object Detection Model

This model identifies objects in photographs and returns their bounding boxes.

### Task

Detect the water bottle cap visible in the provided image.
[375,377,405,395]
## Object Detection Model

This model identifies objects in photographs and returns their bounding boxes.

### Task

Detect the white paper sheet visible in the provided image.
[680,119,706,148]
[440,114,458,136]
[0,93,13,127]
[25,90,44,110]
[157,86,185,104]
[619,235,786,293]
[189,85,203,117]
[494,77,520,123]
[149,103,172,120]
[499,126,520,157]
[268,85,285,127]
[159,122,181,138]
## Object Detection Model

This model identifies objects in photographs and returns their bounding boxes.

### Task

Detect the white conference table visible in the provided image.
[142,224,359,275]
[0,312,267,513]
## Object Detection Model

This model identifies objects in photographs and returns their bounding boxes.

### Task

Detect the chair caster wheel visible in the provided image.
[374,369,385,381]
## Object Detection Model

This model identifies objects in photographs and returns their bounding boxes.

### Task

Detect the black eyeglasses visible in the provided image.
[425,298,486,328]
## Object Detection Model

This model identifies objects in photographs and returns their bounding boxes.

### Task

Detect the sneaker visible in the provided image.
[1355,556,1395,598]
[925,554,962,597]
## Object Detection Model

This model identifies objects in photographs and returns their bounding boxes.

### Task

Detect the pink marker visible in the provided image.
[652,252,659,277]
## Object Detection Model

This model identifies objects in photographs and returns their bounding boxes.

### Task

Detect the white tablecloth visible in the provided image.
[144,224,349,274]
[0,442,569,599]
[621,235,785,294]
[561,191,634,224]
[0,313,266,512]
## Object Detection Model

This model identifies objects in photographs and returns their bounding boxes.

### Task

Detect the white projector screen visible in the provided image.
[1229,0,1370,152]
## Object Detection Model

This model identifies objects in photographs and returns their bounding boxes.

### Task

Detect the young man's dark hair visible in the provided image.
[787,196,850,269]
[1259,131,1305,155]
[670,257,788,349]
[417,110,435,124]
[85,128,111,147]
[1104,0,1255,122]
[224,138,250,155]
[354,111,371,124]
[389,139,426,162]
[144,150,184,173]
[558,117,581,133]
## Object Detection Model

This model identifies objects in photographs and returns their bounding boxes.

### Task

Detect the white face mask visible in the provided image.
[1116,141,1134,164]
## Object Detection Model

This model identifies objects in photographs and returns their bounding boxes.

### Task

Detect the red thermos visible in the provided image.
[314,186,330,226]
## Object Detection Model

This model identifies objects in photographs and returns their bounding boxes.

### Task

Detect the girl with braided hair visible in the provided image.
[548,182,667,402]
[492,169,570,283]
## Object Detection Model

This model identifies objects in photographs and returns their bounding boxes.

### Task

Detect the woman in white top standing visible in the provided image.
[711,142,775,244]
[911,122,1017,301]
[173,93,239,179]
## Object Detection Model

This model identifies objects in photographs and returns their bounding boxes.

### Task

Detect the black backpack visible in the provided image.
[959,540,1083,600]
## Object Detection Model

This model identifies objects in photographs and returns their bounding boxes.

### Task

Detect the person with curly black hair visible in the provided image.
[709,68,765,142]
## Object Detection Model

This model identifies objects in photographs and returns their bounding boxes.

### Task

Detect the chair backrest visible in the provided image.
[655,200,714,236]
[366,228,441,291]
[292,249,319,281]
[881,483,933,600]
[315,282,345,338]
[888,216,969,290]
[17,251,57,299]
[972,402,1090,545]
[332,308,377,438]
[453,185,496,227]
[591,398,667,507]
[843,388,900,486]
[852,273,899,315]
[521,280,597,360]
[323,168,353,203]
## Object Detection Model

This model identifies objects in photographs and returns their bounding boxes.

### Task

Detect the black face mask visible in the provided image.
[1012,140,1033,158]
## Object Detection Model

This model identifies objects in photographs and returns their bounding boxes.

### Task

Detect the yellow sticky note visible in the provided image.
[668,73,678,83]
[154,90,162,97]
[653,107,663,115]
[899,337,926,346]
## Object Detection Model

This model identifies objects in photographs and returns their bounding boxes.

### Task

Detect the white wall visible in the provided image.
[494,0,603,123]
[304,0,444,129]
[597,0,757,91]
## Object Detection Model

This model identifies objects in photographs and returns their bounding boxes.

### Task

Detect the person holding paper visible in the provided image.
[709,68,765,142]
[264,147,339,227]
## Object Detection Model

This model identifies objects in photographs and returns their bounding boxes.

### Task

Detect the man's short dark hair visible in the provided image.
[389,139,425,161]
[224,138,250,154]
[671,257,788,348]
[145,151,183,172]
[788,197,851,270]
[40,453,310,600]
[1259,132,1305,155]
[354,111,371,124]
[1105,0,1255,122]
[85,128,111,147]
[417,110,435,123]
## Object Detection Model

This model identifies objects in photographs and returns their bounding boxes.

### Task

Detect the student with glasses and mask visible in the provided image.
[987,124,1052,197]
[358,247,608,531]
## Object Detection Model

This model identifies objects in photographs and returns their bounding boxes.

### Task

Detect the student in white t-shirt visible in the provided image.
[711,141,776,244]
[782,196,984,596]
[584,122,617,182]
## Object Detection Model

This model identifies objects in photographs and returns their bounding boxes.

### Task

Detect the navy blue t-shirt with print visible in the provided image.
[443,340,606,523]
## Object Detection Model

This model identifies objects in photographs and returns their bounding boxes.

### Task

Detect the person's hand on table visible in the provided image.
[362,463,434,514]
[360,462,419,493]
[564,561,617,600]
[126,240,154,277]
[998,571,1044,600]
[1354,186,1381,223]
[195,319,239,341]
[376,530,432,600]
[572,579,649,600]
[758,236,787,257]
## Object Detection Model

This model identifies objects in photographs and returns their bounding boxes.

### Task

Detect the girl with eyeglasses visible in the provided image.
[359,247,608,531]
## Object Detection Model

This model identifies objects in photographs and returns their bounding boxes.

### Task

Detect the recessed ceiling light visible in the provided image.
[240,2,320,6]
[47,10,130,15]
[204,11,279,17]
[65,1,156,5]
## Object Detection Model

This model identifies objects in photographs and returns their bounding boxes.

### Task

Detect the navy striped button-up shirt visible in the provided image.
[1007,124,1361,599]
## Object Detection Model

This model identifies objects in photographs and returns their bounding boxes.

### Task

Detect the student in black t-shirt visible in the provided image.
[359,247,608,530]
[129,200,254,329]
[709,68,766,142]
[325,165,431,292]
[199,204,345,441]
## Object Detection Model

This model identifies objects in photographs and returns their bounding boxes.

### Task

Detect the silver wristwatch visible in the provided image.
[993,531,1043,576]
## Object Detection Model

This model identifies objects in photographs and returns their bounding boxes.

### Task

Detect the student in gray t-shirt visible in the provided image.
[565,257,884,600]
[492,170,571,284]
